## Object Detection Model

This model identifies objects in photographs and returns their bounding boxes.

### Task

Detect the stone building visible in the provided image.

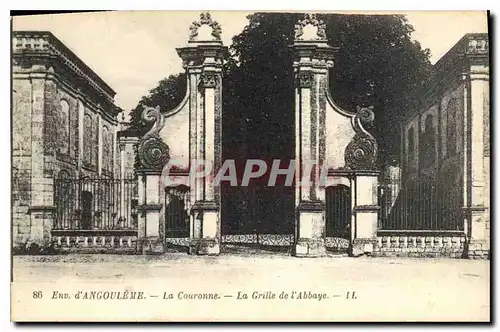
[12,31,124,250]
[382,33,490,258]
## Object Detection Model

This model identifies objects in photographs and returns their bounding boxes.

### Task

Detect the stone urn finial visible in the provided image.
[189,12,222,42]
[294,13,327,41]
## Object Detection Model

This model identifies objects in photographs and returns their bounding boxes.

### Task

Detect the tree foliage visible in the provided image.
[321,14,432,165]
[128,73,187,136]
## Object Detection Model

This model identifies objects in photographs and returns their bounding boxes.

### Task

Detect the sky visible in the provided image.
[13,11,488,112]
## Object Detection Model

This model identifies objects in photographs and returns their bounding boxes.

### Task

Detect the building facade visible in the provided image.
[12,31,125,250]
[383,33,490,258]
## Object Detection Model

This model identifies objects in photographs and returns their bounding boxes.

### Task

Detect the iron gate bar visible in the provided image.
[379,168,464,231]
[54,176,138,231]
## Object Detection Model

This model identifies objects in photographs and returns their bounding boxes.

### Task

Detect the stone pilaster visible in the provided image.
[351,172,379,256]
[137,170,164,254]
[291,14,336,257]
[463,35,490,259]
[77,98,85,174]
[97,111,103,176]
[28,71,54,247]
[119,141,127,221]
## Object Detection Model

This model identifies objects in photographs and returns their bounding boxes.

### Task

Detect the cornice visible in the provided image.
[13,31,117,105]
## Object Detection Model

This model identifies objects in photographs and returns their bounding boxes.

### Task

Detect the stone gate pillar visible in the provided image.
[291,14,380,257]
[135,12,226,255]
[177,13,226,255]
[345,107,380,257]
[136,106,170,254]
[291,14,337,257]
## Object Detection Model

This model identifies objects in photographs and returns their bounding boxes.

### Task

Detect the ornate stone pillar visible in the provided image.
[176,12,226,255]
[291,14,336,257]
[463,35,489,258]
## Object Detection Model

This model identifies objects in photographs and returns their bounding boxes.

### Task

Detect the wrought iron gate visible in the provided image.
[53,176,139,231]
[220,185,294,253]
[165,185,190,238]
[163,185,191,248]
[52,175,139,253]
[325,185,351,252]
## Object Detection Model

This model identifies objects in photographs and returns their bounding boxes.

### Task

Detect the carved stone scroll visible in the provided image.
[137,106,170,170]
[344,106,378,170]
[296,72,313,88]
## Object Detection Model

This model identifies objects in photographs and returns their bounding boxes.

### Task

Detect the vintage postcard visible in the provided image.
[10,10,490,322]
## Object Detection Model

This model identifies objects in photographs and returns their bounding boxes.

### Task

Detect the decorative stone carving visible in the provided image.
[118,141,126,152]
[200,72,219,88]
[294,13,327,41]
[467,37,489,54]
[344,106,378,170]
[296,72,313,88]
[137,106,170,170]
[189,12,222,41]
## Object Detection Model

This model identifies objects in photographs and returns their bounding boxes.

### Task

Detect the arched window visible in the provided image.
[420,115,436,169]
[92,118,98,167]
[83,114,92,165]
[102,125,110,171]
[446,98,458,157]
[425,115,436,165]
[60,100,70,154]
[407,127,415,167]
[58,170,70,179]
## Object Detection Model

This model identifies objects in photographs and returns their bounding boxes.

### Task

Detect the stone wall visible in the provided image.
[12,79,33,247]
[50,84,81,178]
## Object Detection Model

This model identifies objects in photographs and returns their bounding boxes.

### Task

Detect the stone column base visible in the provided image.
[467,240,490,260]
[189,238,220,256]
[27,206,54,249]
[140,237,165,255]
[293,238,327,257]
[350,238,375,257]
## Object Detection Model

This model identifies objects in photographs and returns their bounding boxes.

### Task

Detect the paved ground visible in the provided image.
[11,253,490,322]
